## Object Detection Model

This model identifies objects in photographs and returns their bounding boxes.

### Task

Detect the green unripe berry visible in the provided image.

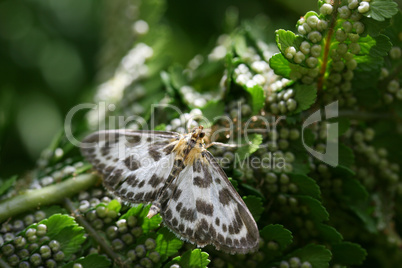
[289,257,301,268]
[145,238,157,250]
[140,257,153,268]
[28,243,39,252]
[358,1,370,13]
[30,253,42,266]
[2,243,15,256]
[46,259,57,268]
[266,172,278,184]
[135,244,146,258]
[122,233,134,245]
[18,248,30,259]
[14,236,27,249]
[96,206,107,218]
[39,245,52,259]
[131,227,143,237]
[36,224,47,237]
[19,261,31,268]
[8,254,20,266]
[308,31,322,43]
[48,240,61,252]
[127,249,137,261]
[148,251,161,263]
[54,251,65,262]
[280,261,290,268]
[106,226,118,239]
[112,238,125,251]
[280,174,290,184]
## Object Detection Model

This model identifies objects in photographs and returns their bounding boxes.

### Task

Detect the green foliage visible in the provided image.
[170,249,210,268]
[235,134,263,162]
[243,195,264,221]
[260,224,293,251]
[63,254,111,268]
[290,244,332,268]
[155,227,184,262]
[0,175,17,196]
[331,242,367,266]
[243,84,265,114]
[364,0,399,21]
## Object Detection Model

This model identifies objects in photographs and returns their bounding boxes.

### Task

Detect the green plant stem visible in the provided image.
[63,198,128,268]
[0,174,98,222]
[317,0,340,92]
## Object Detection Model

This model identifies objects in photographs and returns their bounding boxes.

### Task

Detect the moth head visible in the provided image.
[191,125,205,140]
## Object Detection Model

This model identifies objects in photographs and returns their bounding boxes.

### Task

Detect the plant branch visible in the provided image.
[0,174,99,222]
[317,0,340,92]
[0,258,11,268]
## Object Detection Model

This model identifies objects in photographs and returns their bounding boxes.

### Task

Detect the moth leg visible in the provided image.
[147,202,161,218]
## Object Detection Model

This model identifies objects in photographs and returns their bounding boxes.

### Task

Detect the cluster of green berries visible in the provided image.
[1,211,47,247]
[276,256,312,268]
[383,78,402,104]
[267,88,297,114]
[350,128,400,188]
[125,238,160,267]
[1,224,66,267]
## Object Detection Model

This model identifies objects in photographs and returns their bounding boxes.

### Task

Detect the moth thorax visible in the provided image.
[147,203,161,219]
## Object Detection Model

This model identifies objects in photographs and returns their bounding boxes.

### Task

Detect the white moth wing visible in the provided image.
[81,129,180,203]
[161,151,260,254]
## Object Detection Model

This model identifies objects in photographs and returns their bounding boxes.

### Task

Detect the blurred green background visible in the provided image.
[0,0,401,179]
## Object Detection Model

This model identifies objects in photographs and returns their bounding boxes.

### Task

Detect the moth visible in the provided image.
[81,126,259,254]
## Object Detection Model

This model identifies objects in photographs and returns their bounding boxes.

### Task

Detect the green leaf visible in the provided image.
[40,214,78,238]
[53,225,86,259]
[38,214,86,260]
[161,71,176,97]
[290,244,332,268]
[316,223,343,243]
[107,199,122,213]
[169,64,186,89]
[297,196,329,222]
[0,175,17,195]
[155,124,167,131]
[243,195,263,221]
[62,254,111,268]
[235,134,263,162]
[244,84,265,114]
[275,29,304,55]
[289,174,321,200]
[292,84,317,114]
[260,224,293,250]
[155,227,184,262]
[233,33,248,57]
[361,17,391,37]
[173,249,210,268]
[338,143,355,170]
[269,53,292,78]
[241,183,264,200]
[200,100,225,125]
[359,34,392,58]
[228,177,239,191]
[341,177,368,203]
[122,204,144,218]
[364,0,398,21]
[331,242,367,266]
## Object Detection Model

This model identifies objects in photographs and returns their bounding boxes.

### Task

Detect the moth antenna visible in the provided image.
[206,142,242,149]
